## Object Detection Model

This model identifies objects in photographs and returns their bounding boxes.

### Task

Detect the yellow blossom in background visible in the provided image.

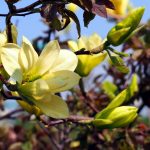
[67,3,78,12]
[1,37,80,118]
[68,33,107,77]
[107,0,129,17]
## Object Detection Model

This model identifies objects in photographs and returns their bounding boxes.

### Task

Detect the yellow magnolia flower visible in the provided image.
[68,33,107,76]
[107,0,129,17]
[1,37,80,118]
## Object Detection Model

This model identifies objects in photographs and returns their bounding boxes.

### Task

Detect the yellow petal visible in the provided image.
[68,41,79,52]
[34,94,69,118]
[78,36,88,50]
[28,40,60,80]
[88,33,102,50]
[3,25,18,44]
[0,33,7,47]
[18,37,38,73]
[43,70,80,93]
[18,79,49,100]
[50,49,78,72]
[1,43,22,82]
[77,52,107,76]
[107,0,129,16]
[11,25,18,44]
[67,3,78,12]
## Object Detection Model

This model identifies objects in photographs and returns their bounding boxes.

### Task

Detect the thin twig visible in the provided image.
[79,79,99,113]
[38,121,62,150]
[0,108,24,120]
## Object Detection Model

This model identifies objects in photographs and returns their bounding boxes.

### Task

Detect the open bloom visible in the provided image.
[1,37,80,118]
[68,33,107,76]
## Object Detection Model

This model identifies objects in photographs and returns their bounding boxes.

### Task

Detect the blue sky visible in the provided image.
[0,0,150,42]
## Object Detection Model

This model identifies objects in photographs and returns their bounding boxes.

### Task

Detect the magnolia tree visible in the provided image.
[0,0,149,149]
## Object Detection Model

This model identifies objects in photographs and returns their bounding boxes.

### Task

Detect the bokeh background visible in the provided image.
[0,0,150,114]
[0,0,150,41]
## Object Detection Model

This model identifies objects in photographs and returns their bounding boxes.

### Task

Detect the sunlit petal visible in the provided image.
[18,36,38,73]
[1,44,22,82]
[76,52,107,76]
[50,49,78,72]
[78,36,88,49]
[43,70,80,93]
[34,94,69,118]
[0,33,7,47]
[68,41,78,52]
[18,79,49,100]
[28,40,60,80]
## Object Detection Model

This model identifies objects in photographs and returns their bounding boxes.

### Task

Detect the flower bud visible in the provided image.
[93,106,138,129]
[107,7,145,46]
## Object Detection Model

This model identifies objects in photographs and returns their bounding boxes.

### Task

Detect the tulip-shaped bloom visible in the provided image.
[93,106,137,129]
[107,0,129,17]
[1,37,80,118]
[68,33,107,76]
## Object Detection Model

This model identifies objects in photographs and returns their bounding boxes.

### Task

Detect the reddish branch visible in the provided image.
[79,79,99,113]
[0,108,24,120]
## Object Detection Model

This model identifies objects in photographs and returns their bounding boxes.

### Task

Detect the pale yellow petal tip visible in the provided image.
[68,41,78,52]
[49,40,60,48]
[34,95,70,119]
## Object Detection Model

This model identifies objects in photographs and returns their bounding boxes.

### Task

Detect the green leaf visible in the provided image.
[101,81,118,99]
[126,74,138,100]
[110,55,129,74]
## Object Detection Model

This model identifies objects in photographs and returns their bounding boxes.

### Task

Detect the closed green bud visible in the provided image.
[107,7,145,46]
[93,106,138,129]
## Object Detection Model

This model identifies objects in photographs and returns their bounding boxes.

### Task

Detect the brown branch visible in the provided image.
[38,121,63,150]
[79,79,99,113]
[1,89,22,100]
[15,0,42,13]
[39,115,93,127]
[15,0,68,14]
[0,14,7,17]
[6,13,13,43]
[0,108,24,120]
